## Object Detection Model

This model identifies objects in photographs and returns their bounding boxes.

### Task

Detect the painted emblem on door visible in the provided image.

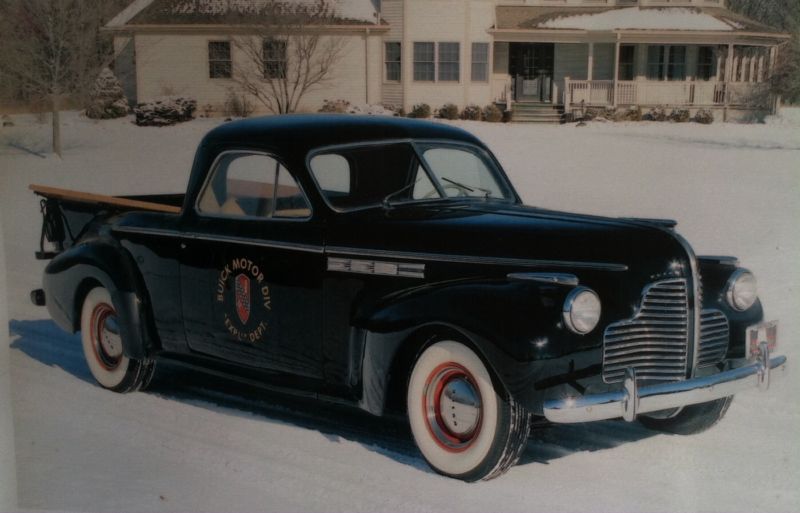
[216,257,272,343]
[235,273,251,325]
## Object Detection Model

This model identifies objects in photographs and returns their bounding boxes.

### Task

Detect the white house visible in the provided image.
[105,0,791,121]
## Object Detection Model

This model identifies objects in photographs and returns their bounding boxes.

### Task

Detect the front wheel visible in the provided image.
[80,286,155,393]
[406,340,530,481]
[639,396,733,435]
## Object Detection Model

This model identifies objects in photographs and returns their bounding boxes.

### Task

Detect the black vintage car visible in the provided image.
[30,115,785,481]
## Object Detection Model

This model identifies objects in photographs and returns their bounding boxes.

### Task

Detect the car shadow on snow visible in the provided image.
[9,318,657,475]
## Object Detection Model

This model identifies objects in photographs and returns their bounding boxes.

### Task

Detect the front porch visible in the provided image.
[489,5,790,120]
[492,41,781,119]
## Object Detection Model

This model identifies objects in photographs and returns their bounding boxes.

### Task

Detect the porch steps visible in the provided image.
[511,103,564,124]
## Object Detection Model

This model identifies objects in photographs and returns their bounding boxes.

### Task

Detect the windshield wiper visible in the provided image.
[441,177,493,198]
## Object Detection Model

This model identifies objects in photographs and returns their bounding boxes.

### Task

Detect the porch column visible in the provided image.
[613,37,620,107]
[587,42,594,81]
[724,43,734,119]
[769,46,777,78]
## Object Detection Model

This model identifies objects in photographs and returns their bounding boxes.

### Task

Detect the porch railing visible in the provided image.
[564,79,766,114]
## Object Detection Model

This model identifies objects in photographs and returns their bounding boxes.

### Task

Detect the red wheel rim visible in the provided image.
[89,303,123,371]
[421,362,483,453]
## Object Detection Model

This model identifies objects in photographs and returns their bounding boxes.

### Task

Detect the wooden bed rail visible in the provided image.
[29,184,182,214]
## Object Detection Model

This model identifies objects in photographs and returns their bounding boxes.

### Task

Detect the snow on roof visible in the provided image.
[116,0,379,26]
[538,7,740,31]
[106,0,157,28]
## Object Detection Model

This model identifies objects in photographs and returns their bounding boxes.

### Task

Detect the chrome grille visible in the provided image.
[603,278,690,383]
[697,309,730,368]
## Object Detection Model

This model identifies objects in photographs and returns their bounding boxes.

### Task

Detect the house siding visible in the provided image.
[134,33,372,114]
[381,0,404,107]
[403,0,495,111]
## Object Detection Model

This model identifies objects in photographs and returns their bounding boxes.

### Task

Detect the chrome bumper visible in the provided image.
[543,343,787,424]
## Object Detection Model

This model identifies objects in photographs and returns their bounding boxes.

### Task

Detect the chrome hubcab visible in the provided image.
[439,378,481,436]
[423,363,483,451]
[91,304,123,369]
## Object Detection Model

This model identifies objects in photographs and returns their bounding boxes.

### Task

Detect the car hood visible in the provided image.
[327,201,692,278]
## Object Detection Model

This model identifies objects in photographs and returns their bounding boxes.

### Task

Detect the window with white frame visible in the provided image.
[471,42,489,82]
[697,46,715,81]
[413,42,435,81]
[647,45,665,80]
[385,42,401,82]
[438,42,460,82]
[209,41,232,79]
[667,46,686,81]
[618,45,635,80]
[263,39,287,79]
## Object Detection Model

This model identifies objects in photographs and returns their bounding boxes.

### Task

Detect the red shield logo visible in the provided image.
[235,273,251,325]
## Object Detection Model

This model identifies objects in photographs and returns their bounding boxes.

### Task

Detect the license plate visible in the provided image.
[747,321,778,359]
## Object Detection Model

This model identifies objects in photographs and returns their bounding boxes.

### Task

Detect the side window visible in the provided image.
[310,154,351,194]
[197,152,311,219]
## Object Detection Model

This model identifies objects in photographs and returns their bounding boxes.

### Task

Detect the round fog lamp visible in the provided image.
[563,287,601,335]
[726,269,757,311]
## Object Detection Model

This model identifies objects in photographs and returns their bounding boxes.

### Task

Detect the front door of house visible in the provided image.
[511,43,554,102]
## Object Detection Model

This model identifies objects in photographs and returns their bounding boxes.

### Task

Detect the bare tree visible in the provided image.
[0,0,115,156]
[228,1,347,114]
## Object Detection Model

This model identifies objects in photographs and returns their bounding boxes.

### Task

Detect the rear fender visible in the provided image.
[43,237,157,360]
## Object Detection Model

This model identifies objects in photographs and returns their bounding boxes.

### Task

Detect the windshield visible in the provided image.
[308,141,515,211]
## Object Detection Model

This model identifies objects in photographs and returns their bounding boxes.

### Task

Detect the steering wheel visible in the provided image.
[423,184,468,199]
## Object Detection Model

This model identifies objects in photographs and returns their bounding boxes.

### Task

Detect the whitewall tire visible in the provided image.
[407,340,530,481]
[80,286,155,393]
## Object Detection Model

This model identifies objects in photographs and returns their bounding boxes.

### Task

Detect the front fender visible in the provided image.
[355,278,601,415]
[42,237,156,360]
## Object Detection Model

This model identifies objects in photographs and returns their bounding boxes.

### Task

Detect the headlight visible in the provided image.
[726,269,757,311]
[563,287,601,334]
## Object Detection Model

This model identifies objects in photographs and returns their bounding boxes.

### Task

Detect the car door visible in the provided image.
[179,150,325,380]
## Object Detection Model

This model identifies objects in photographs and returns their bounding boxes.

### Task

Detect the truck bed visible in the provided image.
[29,184,183,214]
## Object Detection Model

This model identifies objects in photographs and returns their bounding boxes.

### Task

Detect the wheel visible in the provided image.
[639,396,733,435]
[80,286,155,393]
[406,340,530,481]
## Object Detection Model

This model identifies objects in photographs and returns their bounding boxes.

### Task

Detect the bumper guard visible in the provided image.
[543,342,786,423]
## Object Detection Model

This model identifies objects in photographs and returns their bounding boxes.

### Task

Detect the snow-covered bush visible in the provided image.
[134,97,197,127]
[85,68,129,120]
[694,109,714,124]
[460,104,482,121]
[613,106,642,122]
[483,104,503,123]
[437,103,459,120]
[224,91,255,118]
[643,107,668,122]
[1,114,13,127]
[669,109,691,123]
[346,104,397,116]
[408,103,431,119]
[319,99,350,113]
[381,103,405,117]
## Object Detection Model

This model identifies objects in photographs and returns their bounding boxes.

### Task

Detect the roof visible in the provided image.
[202,114,483,153]
[109,0,381,27]
[495,6,782,34]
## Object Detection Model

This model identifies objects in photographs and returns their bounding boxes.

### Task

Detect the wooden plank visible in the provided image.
[29,184,182,214]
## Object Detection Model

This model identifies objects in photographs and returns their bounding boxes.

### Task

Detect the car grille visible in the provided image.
[697,309,730,368]
[603,278,690,384]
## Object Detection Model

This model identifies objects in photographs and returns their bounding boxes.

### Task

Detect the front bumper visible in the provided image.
[543,343,787,423]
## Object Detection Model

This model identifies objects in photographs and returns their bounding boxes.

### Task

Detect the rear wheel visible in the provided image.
[407,340,530,481]
[80,286,155,393]
[639,396,733,435]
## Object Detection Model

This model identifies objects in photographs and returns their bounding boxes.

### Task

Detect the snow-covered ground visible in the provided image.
[1,111,799,512]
